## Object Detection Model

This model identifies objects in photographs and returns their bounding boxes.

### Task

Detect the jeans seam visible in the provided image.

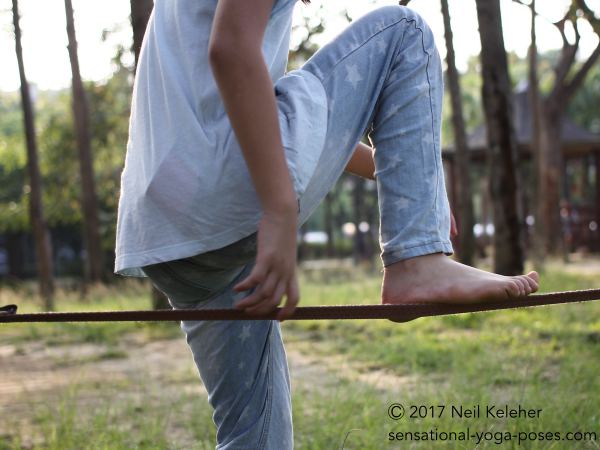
[257,322,275,449]
[319,15,411,88]
[409,21,443,246]
[395,17,442,248]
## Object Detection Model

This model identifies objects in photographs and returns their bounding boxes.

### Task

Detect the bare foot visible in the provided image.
[381,253,539,305]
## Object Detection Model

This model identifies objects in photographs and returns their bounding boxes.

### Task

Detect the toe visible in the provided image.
[518,276,533,294]
[513,277,527,296]
[505,280,521,298]
[527,271,540,283]
[523,275,538,293]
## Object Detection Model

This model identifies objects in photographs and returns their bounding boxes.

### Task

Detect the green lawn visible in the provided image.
[1,264,599,449]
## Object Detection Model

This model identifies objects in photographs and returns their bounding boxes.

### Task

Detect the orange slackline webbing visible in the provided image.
[1,288,600,323]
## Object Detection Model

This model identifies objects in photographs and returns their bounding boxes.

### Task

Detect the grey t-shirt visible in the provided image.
[115,0,327,276]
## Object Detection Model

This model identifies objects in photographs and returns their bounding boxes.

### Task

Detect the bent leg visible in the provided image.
[279,6,539,302]
[287,6,453,265]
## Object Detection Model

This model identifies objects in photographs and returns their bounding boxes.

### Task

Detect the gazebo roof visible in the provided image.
[443,86,600,158]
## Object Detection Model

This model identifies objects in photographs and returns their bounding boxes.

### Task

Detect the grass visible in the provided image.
[286,264,600,449]
[0,279,182,347]
[1,261,600,449]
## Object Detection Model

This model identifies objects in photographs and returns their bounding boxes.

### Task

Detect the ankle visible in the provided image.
[385,252,445,274]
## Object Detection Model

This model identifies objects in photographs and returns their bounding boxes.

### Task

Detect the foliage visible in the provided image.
[1,19,599,268]
[441,56,483,147]
[568,62,600,133]
[0,54,132,253]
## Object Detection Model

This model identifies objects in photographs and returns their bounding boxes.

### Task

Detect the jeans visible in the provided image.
[143,6,452,449]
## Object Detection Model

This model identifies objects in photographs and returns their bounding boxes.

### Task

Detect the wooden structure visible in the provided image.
[443,87,600,253]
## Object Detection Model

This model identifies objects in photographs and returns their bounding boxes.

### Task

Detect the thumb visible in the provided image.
[234,266,263,292]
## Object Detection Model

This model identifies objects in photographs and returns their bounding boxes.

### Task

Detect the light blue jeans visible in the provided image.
[143,6,453,449]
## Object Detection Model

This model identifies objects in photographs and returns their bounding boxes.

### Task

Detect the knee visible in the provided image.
[365,6,437,52]
[367,5,430,29]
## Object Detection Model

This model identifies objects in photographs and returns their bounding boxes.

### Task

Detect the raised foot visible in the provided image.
[381,253,539,305]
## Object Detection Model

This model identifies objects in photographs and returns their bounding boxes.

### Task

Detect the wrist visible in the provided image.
[263,193,298,215]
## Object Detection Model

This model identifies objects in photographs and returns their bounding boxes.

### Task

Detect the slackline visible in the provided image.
[1,288,599,323]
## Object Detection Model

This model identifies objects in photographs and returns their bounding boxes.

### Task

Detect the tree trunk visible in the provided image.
[352,177,368,263]
[538,105,565,255]
[475,0,524,275]
[324,193,335,257]
[529,0,600,257]
[12,0,55,308]
[441,0,475,266]
[596,152,600,253]
[64,0,103,283]
[526,0,545,267]
[130,0,154,69]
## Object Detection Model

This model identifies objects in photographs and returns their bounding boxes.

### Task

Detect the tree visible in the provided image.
[11,0,55,308]
[64,0,103,282]
[475,0,525,274]
[440,0,476,265]
[130,0,154,69]
[519,0,545,266]
[352,176,369,263]
[324,192,335,257]
[517,0,600,256]
[568,62,600,133]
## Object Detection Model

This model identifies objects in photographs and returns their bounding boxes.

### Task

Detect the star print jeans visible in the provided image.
[142,5,452,450]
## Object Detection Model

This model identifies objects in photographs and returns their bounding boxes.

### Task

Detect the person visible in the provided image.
[114,0,540,447]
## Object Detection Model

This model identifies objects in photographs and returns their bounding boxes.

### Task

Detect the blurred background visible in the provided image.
[1,0,600,303]
[1,0,600,448]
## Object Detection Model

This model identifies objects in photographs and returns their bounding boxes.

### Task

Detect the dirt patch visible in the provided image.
[286,345,419,394]
[0,332,418,447]
[0,337,193,402]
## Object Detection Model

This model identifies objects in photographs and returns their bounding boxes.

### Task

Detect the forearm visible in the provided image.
[210,48,296,213]
[345,142,375,181]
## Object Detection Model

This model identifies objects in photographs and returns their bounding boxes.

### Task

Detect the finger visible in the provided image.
[271,278,288,308]
[233,264,266,292]
[245,279,287,316]
[450,211,458,239]
[277,276,300,322]
[236,271,278,310]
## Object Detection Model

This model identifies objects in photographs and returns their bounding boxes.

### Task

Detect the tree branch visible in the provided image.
[552,41,578,96]
[552,1,600,104]
[548,5,581,100]
[512,0,566,27]
[563,42,600,103]
[573,16,581,46]
[576,0,600,34]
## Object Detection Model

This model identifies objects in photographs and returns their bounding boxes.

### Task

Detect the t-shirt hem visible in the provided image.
[114,214,262,277]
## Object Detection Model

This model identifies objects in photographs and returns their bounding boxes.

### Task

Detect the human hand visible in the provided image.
[450,210,458,239]
[233,206,300,321]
